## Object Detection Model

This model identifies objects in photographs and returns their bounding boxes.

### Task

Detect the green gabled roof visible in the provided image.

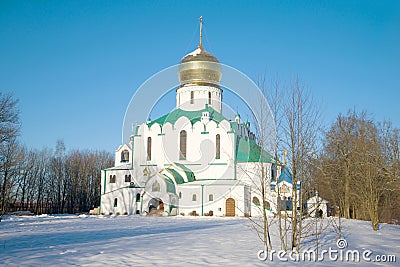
[236,137,274,163]
[165,168,185,184]
[147,105,228,127]
[163,176,176,194]
[173,162,196,182]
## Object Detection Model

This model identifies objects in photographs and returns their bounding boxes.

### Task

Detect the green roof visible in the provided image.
[173,162,196,182]
[163,176,176,194]
[236,137,274,163]
[147,105,228,127]
[165,168,185,184]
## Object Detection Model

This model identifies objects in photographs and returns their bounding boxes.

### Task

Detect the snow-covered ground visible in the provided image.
[0,214,398,266]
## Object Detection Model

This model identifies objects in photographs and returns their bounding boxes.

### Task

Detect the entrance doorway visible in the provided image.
[148,198,164,212]
[226,198,235,216]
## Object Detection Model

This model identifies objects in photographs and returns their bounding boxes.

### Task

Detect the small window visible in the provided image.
[192,194,197,201]
[152,181,160,192]
[125,174,131,183]
[121,150,129,162]
[110,175,116,183]
[114,198,118,207]
[190,91,194,104]
[179,192,182,199]
[136,193,140,202]
[208,92,211,104]
[253,197,260,206]
[209,194,213,202]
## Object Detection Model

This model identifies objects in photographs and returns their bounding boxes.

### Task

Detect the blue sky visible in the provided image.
[1,0,399,152]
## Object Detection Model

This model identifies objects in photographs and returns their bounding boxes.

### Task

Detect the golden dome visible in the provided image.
[180,47,219,64]
[178,16,222,85]
[179,47,221,85]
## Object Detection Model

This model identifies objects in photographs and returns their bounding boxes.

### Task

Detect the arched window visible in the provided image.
[180,130,187,159]
[216,134,220,159]
[192,194,197,201]
[252,197,260,206]
[209,194,214,202]
[114,198,118,207]
[147,137,152,160]
[208,92,211,104]
[136,193,141,202]
[179,192,182,199]
[121,150,129,162]
[254,197,260,204]
[110,175,116,183]
[190,91,194,104]
[152,181,160,192]
[125,175,131,183]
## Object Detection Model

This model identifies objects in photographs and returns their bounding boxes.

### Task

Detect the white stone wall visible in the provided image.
[133,116,235,183]
[100,186,142,215]
[176,84,222,112]
[177,182,248,217]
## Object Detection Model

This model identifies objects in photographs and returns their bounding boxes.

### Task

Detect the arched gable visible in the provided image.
[149,123,162,134]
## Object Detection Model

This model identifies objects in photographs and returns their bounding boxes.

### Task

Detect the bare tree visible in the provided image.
[282,76,321,251]
[0,93,20,219]
[0,93,20,144]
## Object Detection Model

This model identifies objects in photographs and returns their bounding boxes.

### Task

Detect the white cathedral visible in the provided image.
[100,21,298,217]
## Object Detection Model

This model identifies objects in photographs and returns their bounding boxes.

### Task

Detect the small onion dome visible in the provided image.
[179,46,222,85]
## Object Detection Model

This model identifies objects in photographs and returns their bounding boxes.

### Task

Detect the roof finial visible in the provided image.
[199,16,203,49]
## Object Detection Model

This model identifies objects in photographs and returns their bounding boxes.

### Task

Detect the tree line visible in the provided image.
[314,111,399,230]
[0,93,113,217]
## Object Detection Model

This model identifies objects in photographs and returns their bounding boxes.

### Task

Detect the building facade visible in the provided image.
[100,25,298,217]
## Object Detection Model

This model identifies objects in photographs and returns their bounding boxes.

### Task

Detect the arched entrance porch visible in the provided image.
[148,198,164,212]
